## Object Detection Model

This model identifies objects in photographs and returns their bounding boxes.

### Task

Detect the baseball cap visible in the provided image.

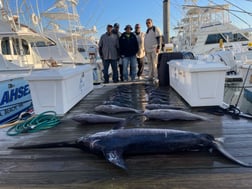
[114,23,120,28]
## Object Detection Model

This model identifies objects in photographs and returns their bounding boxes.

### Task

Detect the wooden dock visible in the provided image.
[1,81,252,189]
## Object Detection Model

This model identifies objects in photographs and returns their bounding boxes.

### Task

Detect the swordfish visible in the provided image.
[9,128,252,170]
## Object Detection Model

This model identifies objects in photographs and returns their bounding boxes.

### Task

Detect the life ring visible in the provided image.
[31,13,39,25]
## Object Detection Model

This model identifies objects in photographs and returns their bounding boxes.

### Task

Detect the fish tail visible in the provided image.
[198,115,208,121]
[128,113,145,119]
[136,110,144,114]
[9,140,78,150]
[213,140,252,167]
[112,114,143,130]
[192,113,208,121]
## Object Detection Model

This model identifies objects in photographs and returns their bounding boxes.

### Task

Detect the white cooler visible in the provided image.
[168,59,228,107]
[26,64,93,115]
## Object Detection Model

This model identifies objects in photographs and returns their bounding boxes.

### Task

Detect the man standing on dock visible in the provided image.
[134,23,145,80]
[144,18,162,82]
[112,23,123,82]
[119,25,139,81]
[99,24,119,83]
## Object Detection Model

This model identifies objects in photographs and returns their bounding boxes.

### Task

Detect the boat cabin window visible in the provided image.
[12,38,30,55]
[12,38,20,55]
[1,37,11,55]
[21,39,29,55]
[233,33,248,42]
[205,33,248,45]
[78,47,85,52]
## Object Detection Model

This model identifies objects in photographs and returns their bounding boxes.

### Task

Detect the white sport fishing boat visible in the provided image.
[0,0,94,123]
[39,0,102,83]
[0,8,56,69]
[39,0,98,63]
[173,2,252,56]
[0,0,55,123]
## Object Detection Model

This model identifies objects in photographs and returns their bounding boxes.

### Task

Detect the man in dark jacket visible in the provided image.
[119,25,139,81]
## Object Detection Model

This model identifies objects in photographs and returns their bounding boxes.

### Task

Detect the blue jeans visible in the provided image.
[122,56,137,81]
[103,59,118,82]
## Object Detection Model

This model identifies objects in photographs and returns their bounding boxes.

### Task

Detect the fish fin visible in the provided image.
[104,150,127,170]
[112,123,125,130]
[112,115,138,128]
[112,118,127,130]
[215,137,225,144]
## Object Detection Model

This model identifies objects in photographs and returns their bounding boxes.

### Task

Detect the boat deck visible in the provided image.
[1,81,252,189]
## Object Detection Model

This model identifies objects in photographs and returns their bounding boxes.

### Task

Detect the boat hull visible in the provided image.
[0,76,32,124]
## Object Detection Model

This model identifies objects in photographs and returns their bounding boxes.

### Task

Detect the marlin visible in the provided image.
[9,128,252,170]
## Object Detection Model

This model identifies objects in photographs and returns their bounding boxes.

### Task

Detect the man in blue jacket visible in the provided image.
[119,25,139,81]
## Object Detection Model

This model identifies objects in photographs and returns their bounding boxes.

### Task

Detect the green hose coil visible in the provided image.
[7,111,60,136]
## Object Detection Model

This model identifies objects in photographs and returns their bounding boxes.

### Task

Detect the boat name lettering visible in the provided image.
[0,102,25,117]
[0,85,30,106]
[4,105,17,115]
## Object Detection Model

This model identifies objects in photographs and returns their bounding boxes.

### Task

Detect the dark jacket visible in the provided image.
[119,32,139,57]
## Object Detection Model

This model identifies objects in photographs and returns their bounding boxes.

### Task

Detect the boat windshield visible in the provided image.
[205,32,249,44]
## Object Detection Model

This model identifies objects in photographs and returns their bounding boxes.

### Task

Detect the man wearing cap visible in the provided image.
[134,24,145,80]
[144,18,162,82]
[119,25,139,81]
[98,24,119,83]
[112,23,123,82]
[112,23,121,37]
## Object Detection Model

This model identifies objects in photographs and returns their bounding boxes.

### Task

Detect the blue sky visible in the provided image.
[76,0,252,38]
[8,0,252,38]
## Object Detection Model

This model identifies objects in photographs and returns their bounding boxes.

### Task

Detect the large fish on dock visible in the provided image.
[9,128,252,170]
[71,113,126,124]
[143,109,207,121]
[94,104,142,114]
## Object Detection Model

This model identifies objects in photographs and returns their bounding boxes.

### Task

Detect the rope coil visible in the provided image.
[7,111,60,136]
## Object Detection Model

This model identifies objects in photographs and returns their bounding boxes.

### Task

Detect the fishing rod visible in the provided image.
[183,4,252,15]
[208,0,251,28]
[184,1,252,28]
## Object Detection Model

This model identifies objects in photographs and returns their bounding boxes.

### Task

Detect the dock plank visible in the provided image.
[1,83,252,188]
